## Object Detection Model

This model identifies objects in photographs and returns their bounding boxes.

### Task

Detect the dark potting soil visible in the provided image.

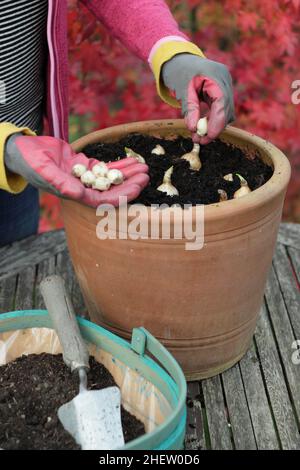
[0,353,145,450]
[83,134,273,206]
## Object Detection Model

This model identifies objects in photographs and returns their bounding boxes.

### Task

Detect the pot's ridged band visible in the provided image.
[63,200,283,243]
[184,349,249,381]
[88,310,258,349]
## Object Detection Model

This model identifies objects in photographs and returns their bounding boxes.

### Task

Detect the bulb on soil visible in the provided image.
[224,173,233,182]
[72,163,87,178]
[151,144,165,155]
[92,162,108,178]
[181,143,201,171]
[125,147,145,163]
[157,166,179,196]
[196,117,208,137]
[92,177,111,191]
[234,174,251,199]
[80,171,96,187]
[107,169,124,185]
[218,189,228,202]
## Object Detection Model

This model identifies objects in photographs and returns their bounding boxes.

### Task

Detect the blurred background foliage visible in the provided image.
[39,0,300,231]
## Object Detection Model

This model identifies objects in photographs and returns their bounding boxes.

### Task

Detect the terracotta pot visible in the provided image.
[62,120,291,380]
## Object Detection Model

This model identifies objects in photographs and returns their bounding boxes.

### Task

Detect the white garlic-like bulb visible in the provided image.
[218,189,228,202]
[157,166,179,196]
[92,177,111,191]
[157,183,179,197]
[196,117,208,137]
[234,186,251,198]
[181,143,201,171]
[80,171,96,187]
[151,144,165,155]
[72,163,87,178]
[224,173,233,182]
[92,162,108,178]
[125,147,145,163]
[234,174,251,199]
[107,169,124,185]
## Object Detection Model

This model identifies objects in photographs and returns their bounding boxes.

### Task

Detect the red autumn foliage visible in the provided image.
[40,0,300,231]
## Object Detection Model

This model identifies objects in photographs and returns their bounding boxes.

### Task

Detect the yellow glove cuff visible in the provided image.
[0,122,36,194]
[150,41,205,108]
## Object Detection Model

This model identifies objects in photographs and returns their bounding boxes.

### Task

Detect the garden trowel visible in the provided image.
[40,275,124,450]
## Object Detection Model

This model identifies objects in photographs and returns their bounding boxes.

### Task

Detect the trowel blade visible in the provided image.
[58,386,124,450]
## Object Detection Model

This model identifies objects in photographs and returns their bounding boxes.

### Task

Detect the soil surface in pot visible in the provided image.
[0,353,145,450]
[84,134,273,206]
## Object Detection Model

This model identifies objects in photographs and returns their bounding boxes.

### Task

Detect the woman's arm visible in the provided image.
[81,0,192,60]
[82,0,235,141]
[80,0,205,103]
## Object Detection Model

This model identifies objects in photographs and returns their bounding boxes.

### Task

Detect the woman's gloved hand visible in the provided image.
[162,54,235,144]
[4,134,149,207]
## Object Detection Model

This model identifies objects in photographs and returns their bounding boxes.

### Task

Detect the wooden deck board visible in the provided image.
[255,302,300,449]
[0,223,300,450]
[0,230,66,281]
[238,340,280,449]
[264,266,300,424]
[185,382,206,450]
[202,375,233,450]
[221,363,257,449]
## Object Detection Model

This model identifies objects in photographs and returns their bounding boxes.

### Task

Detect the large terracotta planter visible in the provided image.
[62,120,290,380]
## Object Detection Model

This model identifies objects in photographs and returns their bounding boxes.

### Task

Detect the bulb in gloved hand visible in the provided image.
[92,177,111,191]
[197,117,208,137]
[72,163,87,178]
[92,162,108,178]
[107,169,124,185]
[157,166,179,196]
[80,171,96,188]
[181,143,201,171]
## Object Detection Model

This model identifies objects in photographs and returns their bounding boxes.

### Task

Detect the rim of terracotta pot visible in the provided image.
[70,119,291,227]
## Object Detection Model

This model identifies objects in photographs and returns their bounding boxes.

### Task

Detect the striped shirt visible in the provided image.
[0,0,48,132]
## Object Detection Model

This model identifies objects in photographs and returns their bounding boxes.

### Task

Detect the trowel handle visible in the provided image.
[40,274,90,373]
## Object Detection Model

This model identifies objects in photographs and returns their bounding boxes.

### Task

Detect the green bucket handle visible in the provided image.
[131,327,186,409]
[128,327,187,449]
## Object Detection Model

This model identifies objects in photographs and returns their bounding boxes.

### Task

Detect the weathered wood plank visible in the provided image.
[185,382,206,450]
[0,275,17,313]
[287,246,300,284]
[239,341,280,449]
[255,302,300,449]
[14,267,36,311]
[265,265,300,423]
[56,250,87,317]
[278,223,300,250]
[273,243,300,339]
[221,364,257,449]
[202,375,233,450]
[35,257,56,309]
[0,230,66,280]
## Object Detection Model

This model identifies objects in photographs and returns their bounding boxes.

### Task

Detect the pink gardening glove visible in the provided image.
[162,54,235,144]
[4,134,149,207]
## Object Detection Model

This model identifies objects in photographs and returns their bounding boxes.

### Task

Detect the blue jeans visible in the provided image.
[0,185,39,246]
